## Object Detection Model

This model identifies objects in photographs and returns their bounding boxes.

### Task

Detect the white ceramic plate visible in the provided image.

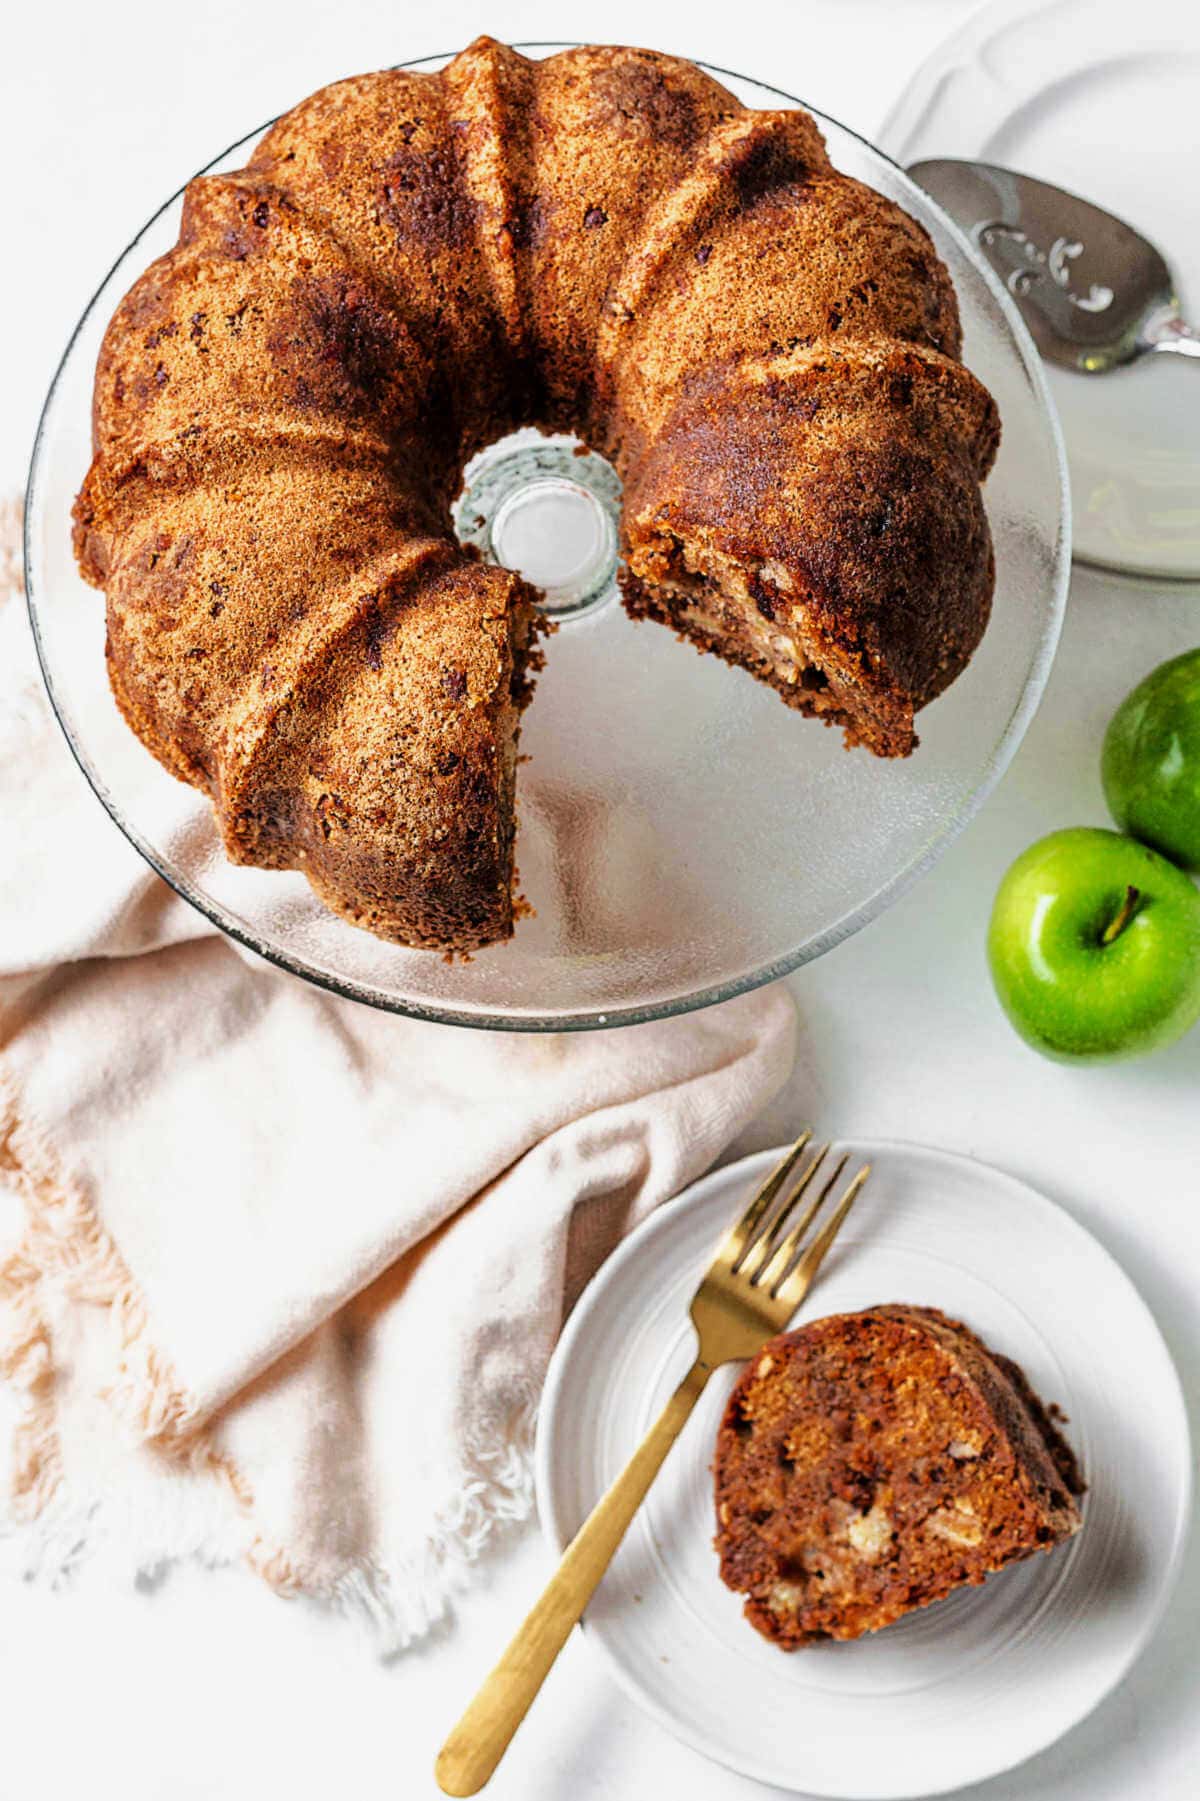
[879,0,1200,579]
[536,1141,1191,1798]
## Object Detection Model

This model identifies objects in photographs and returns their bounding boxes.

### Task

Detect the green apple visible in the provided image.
[988,827,1200,1062]
[1102,648,1200,872]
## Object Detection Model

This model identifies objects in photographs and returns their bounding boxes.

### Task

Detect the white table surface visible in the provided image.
[2,3,1196,1797]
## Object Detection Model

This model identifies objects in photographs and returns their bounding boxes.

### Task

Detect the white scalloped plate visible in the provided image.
[536,1142,1191,1798]
[879,0,1200,578]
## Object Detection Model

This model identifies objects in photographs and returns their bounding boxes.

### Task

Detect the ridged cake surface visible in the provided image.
[74,39,1001,951]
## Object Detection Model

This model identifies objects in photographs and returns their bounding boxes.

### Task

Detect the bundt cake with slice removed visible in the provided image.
[714,1306,1083,1649]
[73,38,1001,952]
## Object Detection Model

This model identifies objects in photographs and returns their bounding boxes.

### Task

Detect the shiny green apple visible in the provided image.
[988,827,1200,1062]
[1102,648,1200,872]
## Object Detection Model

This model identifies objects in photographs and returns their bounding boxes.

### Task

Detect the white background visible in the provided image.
[1,3,1197,1798]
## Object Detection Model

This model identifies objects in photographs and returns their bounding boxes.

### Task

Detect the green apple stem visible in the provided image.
[1101,884,1142,946]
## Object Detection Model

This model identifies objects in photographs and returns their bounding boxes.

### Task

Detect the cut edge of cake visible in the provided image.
[713,1305,1084,1650]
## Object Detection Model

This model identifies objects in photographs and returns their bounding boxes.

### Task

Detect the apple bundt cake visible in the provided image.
[73,39,1000,952]
[714,1306,1083,1648]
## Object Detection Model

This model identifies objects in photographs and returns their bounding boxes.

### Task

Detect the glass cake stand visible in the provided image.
[24,47,1070,1030]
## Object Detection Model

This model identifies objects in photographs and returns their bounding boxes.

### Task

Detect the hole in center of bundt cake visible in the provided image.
[454,430,622,621]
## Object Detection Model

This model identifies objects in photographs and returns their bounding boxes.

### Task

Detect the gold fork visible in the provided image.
[435,1131,871,1796]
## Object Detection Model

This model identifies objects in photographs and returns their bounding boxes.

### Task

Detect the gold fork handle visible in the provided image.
[435,1356,711,1796]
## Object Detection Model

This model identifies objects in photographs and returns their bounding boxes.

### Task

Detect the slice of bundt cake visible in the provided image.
[714,1306,1083,1648]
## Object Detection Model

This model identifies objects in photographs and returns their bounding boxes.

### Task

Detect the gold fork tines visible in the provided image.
[756,1154,872,1302]
[738,1138,835,1282]
[714,1127,817,1273]
[436,1131,871,1796]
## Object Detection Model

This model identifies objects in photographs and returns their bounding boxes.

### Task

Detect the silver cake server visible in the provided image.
[909,158,1200,373]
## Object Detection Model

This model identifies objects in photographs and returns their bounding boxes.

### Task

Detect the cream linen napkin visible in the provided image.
[0,496,795,1646]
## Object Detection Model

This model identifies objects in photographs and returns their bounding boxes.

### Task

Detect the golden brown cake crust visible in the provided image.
[622,343,999,756]
[74,38,1000,949]
[714,1306,1083,1649]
